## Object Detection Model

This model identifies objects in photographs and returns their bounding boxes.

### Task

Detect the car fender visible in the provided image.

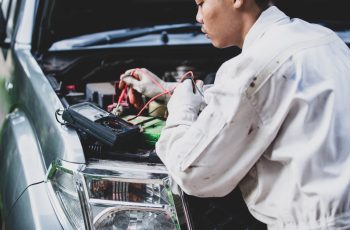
[0,109,46,218]
[5,183,63,230]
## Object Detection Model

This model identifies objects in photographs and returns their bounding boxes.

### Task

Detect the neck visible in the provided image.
[238,4,264,48]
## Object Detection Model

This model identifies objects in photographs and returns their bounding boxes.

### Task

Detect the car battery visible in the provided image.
[123,115,166,146]
[86,82,116,109]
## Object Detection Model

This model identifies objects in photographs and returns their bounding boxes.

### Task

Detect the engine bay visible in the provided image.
[40,45,240,162]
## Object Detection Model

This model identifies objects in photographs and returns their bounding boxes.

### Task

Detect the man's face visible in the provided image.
[195,0,245,48]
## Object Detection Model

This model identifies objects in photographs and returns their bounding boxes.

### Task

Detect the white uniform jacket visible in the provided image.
[156,6,350,230]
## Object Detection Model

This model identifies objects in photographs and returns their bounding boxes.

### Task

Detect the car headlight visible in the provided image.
[46,159,190,230]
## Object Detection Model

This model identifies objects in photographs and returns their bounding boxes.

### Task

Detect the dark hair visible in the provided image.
[255,0,271,9]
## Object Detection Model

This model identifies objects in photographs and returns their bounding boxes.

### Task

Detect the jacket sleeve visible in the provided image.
[156,50,298,197]
[156,55,296,197]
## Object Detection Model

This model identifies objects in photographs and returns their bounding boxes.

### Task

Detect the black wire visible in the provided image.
[55,109,67,125]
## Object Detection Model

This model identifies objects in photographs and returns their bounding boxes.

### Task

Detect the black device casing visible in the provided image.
[62,102,140,147]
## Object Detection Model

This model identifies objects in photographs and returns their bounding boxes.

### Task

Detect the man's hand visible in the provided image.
[166,79,204,126]
[119,68,176,105]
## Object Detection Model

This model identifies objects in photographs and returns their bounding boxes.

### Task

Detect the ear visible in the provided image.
[233,0,244,9]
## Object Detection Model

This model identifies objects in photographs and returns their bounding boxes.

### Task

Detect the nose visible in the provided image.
[196,8,203,24]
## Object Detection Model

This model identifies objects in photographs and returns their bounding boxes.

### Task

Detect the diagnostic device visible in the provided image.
[62,102,140,147]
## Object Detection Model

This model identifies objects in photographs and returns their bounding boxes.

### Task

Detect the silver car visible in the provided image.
[0,0,349,229]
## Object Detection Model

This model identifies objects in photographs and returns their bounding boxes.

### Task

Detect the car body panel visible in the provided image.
[6,183,63,230]
[0,109,45,217]
[0,50,14,127]
[0,0,85,227]
[13,46,86,165]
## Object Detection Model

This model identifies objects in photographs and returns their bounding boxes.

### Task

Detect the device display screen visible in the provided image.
[72,103,109,121]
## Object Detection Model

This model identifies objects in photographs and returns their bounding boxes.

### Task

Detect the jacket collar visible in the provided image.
[242,6,290,52]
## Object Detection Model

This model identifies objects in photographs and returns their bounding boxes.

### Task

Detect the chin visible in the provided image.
[211,38,237,49]
[211,41,225,49]
[212,42,231,49]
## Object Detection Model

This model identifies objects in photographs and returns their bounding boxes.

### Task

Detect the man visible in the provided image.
[120,0,350,229]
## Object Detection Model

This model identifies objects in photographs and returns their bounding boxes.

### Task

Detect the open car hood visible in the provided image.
[33,0,198,53]
[33,0,350,53]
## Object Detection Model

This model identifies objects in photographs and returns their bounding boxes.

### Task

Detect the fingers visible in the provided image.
[119,68,142,89]
[177,79,204,96]
[118,79,126,89]
[178,79,193,92]
[120,74,140,86]
[128,88,143,110]
[120,73,145,94]
[124,69,141,80]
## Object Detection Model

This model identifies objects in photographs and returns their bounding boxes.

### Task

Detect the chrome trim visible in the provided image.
[179,190,193,230]
[74,171,93,230]
[85,160,168,175]
[83,175,166,185]
[89,199,165,209]
[93,206,175,227]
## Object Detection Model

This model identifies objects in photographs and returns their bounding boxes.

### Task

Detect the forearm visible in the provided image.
[156,98,259,197]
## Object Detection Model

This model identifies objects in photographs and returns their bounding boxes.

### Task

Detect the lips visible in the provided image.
[201,28,210,38]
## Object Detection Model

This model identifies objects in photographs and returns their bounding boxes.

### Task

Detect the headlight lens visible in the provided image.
[94,208,176,230]
[46,160,189,230]
[49,165,85,229]
[88,179,171,205]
